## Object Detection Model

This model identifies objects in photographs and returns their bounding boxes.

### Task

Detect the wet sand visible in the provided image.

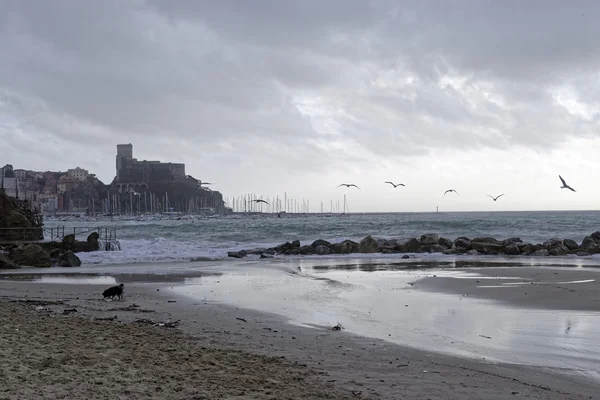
[1,273,599,399]
[416,266,600,311]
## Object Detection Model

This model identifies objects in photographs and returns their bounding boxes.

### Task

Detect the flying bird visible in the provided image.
[337,184,361,190]
[444,189,459,196]
[559,175,576,192]
[385,181,405,188]
[249,199,269,204]
[487,194,505,201]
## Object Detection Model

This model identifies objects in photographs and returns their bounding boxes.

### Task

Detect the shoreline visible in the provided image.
[1,272,599,399]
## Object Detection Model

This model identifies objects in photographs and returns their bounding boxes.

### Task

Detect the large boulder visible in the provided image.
[227,251,246,258]
[290,240,301,249]
[422,244,447,254]
[531,249,549,257]
[420,233,439,245]
[519,243,535,255]
[314,245,331,255]
[8,244,51,267]
[548,245,570,256]
[378,239,400,252]
[1,211,32,228]
[86,232,100,251]
[470,240,504,255]
[438,237,453,249]
[502,237,523,246]
[563,239,579,251]
[311,239,331,248]
[0,254,20,269]
[331,240,358,254]
[591,231,600,241]
[400,238,420,253]
[57,250,82,267]
[453,237,472,250]
[275,242,294,253]
[358,236,379,253]
[543,238,563,249]
[503,244,521,255]
[62,234,76,250]
[298,245,314,255]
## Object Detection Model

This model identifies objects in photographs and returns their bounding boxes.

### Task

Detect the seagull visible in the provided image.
[559,175,576,192]
[249,199,269,204]
[385,181,405,188]
[337,184,361,190]
[487,194,505,201]
[444,189,459,196]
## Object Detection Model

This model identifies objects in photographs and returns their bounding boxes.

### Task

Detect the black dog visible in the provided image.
[102,283,124,300]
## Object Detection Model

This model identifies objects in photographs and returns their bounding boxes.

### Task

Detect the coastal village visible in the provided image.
[0,143,227,216]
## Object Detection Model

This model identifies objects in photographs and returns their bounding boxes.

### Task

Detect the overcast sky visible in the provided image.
[1,1,599,212]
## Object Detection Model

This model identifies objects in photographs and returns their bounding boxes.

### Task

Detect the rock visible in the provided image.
[470,241,504,255]
[548,245,570,256]
[290,240,301,249]
[465,249,481,256]
[260,253,273,259]
[531,249,549,257]
[310,239,331,248]
[533,244,545,251]
[443,249,458,255]
[377,239,400,251]
[438,237,453,249]
[0,254,20,269]
[262,248,277,255]
[453,237,472,250]
[591,231,600,241]
[471,237,502,245]
[358,236,379,253]
[576,251,591,257]
[420,233,439,245]
[314,245,331,255]
[87,232,100,251]
[331,240,358,254]
[563,239,579,251]
[298,245,314,255]
[275,242,293,253]
[519,243,535,255]
[503,245,521,255]
[244,248,267,255]
[49,248,61,258]
[8,244,51,267]
[543,237,563,249]
[381,248,400,254]
[581,237,597,250]
[400,238,420,253]
[583,243,600,254]
[227,251,246,258]
[62,234,76,250]
[58,250,82,267]
[283,249,301,255]
[427,244,447,253]
[502,237,523,246]
[401,254,410,259]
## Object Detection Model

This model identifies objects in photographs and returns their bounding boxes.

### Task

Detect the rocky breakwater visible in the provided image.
[227,232,600,259]
[0,233,96,269]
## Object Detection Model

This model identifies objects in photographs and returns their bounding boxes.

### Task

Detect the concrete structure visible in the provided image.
[67,167,89,181]
[14,169,27,179]
[1,165,18,198]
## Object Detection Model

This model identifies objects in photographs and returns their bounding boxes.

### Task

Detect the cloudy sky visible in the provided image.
[1,1,599,212]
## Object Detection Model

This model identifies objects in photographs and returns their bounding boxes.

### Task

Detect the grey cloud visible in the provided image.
[1,0,600,184]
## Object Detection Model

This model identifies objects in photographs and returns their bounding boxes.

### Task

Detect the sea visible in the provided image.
[43,210,600,265]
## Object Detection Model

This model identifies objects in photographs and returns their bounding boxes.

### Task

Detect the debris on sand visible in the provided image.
[135,318,180,328]
[332,323,344,331]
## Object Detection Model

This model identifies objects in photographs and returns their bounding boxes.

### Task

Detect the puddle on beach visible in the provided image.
[171,259,600,379]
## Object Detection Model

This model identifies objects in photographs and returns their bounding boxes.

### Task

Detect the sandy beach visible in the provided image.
[1,262,599,399]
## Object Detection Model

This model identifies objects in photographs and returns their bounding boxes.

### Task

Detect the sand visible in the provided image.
[416,266,600,311]
[1,269,599,399]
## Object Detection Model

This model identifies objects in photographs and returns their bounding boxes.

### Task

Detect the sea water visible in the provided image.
[43,211,600,264]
